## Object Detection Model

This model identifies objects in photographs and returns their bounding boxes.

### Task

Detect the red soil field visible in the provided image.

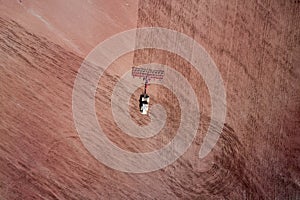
[1,0,299,199]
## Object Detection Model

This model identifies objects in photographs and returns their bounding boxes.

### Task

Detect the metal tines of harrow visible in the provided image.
[132,67,165,80]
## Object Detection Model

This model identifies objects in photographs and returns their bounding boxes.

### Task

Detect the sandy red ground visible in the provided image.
[1,0,300,199]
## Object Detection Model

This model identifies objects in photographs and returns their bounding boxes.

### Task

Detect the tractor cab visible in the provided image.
[139,93,149,115]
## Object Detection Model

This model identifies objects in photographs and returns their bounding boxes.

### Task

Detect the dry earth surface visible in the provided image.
[1,0,300,199]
